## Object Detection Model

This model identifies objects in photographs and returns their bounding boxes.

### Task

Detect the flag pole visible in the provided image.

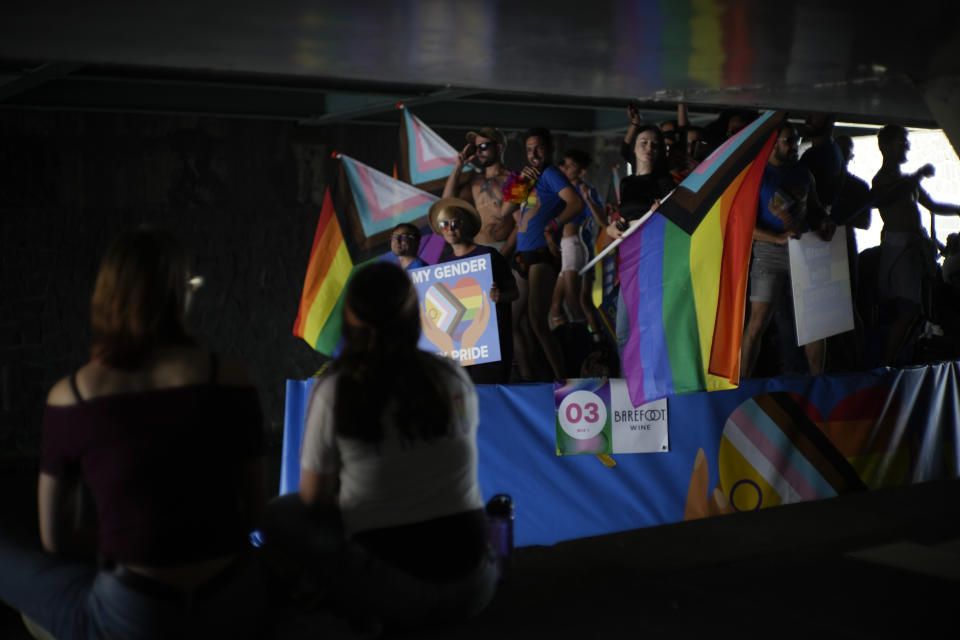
[577,189,675,276]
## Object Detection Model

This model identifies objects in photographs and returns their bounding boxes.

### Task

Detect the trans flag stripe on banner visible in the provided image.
[620,110,785,406]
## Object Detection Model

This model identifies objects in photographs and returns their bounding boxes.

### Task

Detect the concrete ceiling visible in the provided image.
[0,0,958,134]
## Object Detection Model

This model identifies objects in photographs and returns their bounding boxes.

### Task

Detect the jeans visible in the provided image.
[0,532,268,640]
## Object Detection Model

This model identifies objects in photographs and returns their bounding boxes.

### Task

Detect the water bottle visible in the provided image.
[485,494,514,581]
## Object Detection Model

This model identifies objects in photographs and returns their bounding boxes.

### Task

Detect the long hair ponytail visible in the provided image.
[332,262,452,443]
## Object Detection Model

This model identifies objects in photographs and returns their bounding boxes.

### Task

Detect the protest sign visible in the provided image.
[788,227,855,345]
[410,255,501,366]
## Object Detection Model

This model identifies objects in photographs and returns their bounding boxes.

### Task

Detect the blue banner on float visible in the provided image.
[281,362,960,547]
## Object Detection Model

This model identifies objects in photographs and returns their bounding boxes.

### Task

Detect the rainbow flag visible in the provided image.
[294,165,447,355]
[292,187,355,355]
[620,110,785,406]
[397,107,472,193]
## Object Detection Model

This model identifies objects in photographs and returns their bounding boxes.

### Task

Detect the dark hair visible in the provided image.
[522,127,554,151]
[877,124,907,156]
[687,126,714,162]
[946,233,959,255]
[777,121,796,136]
[835,134,854,162]
[90,226,193,368]
[564,149,592,170]
[392,222,421,244]
[332,262,452,443]
[631,124,668,176]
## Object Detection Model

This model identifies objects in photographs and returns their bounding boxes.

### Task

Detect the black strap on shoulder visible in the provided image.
[69,372,84,402]
[208,353,219,384]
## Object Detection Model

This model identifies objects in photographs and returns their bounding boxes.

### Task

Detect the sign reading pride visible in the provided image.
[410,255,501,367]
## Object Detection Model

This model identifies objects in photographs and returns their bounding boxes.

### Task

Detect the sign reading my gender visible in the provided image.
[409,255,501,367]
[554,378,669,455]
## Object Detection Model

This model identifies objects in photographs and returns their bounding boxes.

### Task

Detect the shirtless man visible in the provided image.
[871,124,960,364]
[442,126,513,248]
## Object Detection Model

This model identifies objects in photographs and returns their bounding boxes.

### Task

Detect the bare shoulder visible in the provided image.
[46,375,78,407]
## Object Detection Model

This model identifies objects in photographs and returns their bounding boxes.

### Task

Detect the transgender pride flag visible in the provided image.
[337,153,438,253]
[620,110,786,407]
[293,158,448,355]
[397,107,472,193]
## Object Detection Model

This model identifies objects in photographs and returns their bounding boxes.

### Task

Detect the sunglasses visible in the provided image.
[437,219,464,230]
[391,233,417,242]
[476,142,494,151]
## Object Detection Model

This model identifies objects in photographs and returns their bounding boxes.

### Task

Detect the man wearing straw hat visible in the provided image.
[429,197,518,384]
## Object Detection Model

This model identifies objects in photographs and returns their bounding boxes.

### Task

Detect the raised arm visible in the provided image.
[621,105,641,168]
[442,143,476,200]
[578,183,608,227]
[918,187,960,215]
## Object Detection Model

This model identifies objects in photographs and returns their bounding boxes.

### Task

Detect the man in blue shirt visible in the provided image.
[390,223,427,270]
[500,128,583,380]
[741,121,835,378]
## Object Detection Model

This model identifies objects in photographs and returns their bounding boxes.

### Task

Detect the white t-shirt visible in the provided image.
[300,355,483,537]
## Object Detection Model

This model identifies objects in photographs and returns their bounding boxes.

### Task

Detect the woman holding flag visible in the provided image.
[607,125,674,355]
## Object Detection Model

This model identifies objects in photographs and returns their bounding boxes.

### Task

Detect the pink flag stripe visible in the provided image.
[412,117,458,172]
[355,162,436,223]
[727,405,821,502]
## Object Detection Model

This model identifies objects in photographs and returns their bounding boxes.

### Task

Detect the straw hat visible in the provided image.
[427,197,482,238]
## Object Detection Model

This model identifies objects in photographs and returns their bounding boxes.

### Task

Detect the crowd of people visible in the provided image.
[3,106,960,639]
[399,109,960,380]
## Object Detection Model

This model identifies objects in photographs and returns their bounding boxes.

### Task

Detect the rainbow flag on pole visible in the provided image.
[620,110,785,406]
[397,106,472,193]
[292,187,354,355]
[294,157,445,355]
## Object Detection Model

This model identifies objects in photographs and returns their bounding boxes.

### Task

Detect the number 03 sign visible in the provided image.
[554,379,669,455]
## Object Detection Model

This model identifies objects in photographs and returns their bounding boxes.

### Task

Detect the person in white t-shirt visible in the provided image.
[263,261,496,632]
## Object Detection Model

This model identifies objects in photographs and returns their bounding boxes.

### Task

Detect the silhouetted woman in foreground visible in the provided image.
[0,227,267,639]
[264,261,497,632]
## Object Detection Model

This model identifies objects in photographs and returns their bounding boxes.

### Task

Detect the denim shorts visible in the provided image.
[749,240,790,303]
